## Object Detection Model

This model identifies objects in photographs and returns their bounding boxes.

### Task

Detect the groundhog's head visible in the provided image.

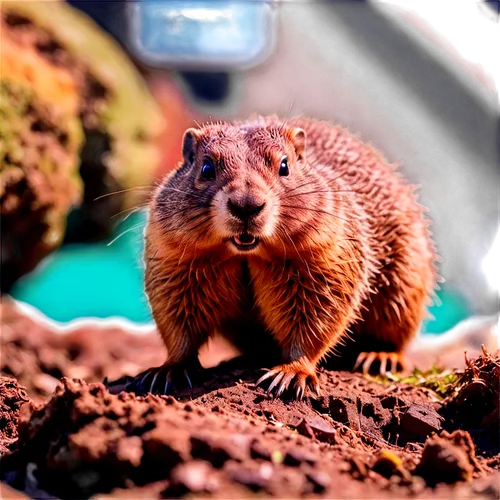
[149,119,337,257]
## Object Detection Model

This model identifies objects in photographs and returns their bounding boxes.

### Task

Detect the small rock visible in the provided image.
[191,432,248,466]
[167,460,219,496]
[229,433,251,451]
[296,416,336,442]
[296,419,314,439]
[400,403,443,440]
[415,436,473,486]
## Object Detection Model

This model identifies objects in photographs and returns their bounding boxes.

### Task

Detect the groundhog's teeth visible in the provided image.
[234,234,256,246]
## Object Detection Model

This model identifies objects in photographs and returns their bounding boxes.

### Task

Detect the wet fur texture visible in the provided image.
[145,116,437,396]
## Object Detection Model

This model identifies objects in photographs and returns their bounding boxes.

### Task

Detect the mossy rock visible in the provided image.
[2,1,164,239]
[0,27,84,289]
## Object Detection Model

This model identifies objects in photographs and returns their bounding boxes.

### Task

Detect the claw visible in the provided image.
[138,367,155,389]
[296,384,304,400]
[379,354,388,375]
[267,371,285,394]
[184,369,193,389]
[353,351,407,376]
[150,369,161,392]
[164,371,173,395]
[387,353,396,373]
[256,362,319,399]
[312,380,321,396]
[362,352,377,375]
[256,369,275,386]
[353,352,366,372]
[276,372,295,398]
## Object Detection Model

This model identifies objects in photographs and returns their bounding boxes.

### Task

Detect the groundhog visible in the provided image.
[142,116,437,398]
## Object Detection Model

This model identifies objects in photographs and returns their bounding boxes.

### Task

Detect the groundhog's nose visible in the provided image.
[227,198,266,221]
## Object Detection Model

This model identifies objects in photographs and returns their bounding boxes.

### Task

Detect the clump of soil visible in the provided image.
[0,378,30,455]
[442,347,500,456]
[415,430,486,486]
[1,303,498,499]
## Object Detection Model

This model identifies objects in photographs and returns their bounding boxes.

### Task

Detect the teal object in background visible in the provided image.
[10,211,153,324]
[422,286,471,334]
[11,209,470,332]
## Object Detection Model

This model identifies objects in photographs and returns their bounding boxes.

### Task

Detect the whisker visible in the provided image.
[281,189,355,201]
[111,204,149,220]
[159,186,207,201]
[107,223,144,246]
[279,213,323,237]
[280,204,349,222]
[94,186,154,201]
[265,177,280,196]
[157,203,211,222]
[283,179,317,196]
[157,209,211,233]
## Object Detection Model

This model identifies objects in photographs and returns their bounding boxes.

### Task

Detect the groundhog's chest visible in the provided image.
[194,258,256,323]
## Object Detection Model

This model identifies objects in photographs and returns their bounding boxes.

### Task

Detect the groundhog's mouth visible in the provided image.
[230,233,260,251]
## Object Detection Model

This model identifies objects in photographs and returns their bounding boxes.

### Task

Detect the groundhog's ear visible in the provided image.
[290,128,306,161]
[182,128,201,164]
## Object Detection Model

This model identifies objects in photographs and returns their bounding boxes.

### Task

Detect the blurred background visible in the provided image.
[2,0,498,334]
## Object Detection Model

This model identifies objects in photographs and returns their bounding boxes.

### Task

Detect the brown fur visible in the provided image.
[145,116,437,396]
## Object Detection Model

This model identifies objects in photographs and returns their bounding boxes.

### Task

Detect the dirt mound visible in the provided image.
[0,300,165,400]
[1,367,498,499]
[1,303,498,498]
[0,374,487,499]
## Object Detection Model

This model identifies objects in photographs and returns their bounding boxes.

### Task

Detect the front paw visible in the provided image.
[105,358,202,396]
[256,360,320,399]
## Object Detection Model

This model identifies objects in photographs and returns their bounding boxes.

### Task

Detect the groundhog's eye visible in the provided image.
[201,158,216,180]
[279,156,289,177]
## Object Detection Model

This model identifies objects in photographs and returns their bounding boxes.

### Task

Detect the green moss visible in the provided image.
[371,366,459,399]
[1,78,83,255]
[0,80,83,185]
[0,82,31,169]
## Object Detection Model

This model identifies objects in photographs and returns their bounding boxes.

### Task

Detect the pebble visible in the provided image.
[170,461,218,493]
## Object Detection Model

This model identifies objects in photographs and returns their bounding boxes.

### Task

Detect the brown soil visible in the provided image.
[1,301,498,499]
